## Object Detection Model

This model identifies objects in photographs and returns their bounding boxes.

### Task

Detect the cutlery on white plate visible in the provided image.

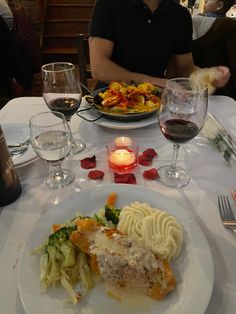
[8,138,30,156]
[9,146,28,157]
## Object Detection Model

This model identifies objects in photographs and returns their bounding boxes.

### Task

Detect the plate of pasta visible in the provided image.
[18,184,213,314]
[81,82,161,122]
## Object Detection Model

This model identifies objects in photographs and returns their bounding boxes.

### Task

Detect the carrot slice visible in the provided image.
[52,224,62,233]
[147,260,176,300]
[106,192,117,207]
[70,230,90,254]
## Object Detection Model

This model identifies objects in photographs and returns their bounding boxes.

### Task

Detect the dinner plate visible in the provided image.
[18,184,214,314]
[78,101,158,129]
[2,123,37,167]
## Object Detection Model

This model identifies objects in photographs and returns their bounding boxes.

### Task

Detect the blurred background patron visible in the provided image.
[0,0,13,29]
[202,0,234,17]
[192,14,236,99]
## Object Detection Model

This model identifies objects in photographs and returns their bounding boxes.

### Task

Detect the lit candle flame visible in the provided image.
[109,149,136,166]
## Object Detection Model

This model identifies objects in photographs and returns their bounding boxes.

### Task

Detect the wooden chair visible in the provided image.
[77,33,93,95]
[192,17,236,100]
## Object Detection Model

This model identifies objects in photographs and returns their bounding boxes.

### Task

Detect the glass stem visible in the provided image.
[51,161,64,181]
[170,143,180,171]
[66,117,76,146]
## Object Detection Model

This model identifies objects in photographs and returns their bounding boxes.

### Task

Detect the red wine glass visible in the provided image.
[41,62,86,154]
[158,78,208,188]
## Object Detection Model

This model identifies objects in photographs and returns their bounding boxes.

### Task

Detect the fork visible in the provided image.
[8,138,30,156]
[218,195,236,232]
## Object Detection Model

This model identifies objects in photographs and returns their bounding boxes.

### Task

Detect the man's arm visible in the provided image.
[89,37,167,87]
[166,53,230,89]
[166,53,196,78]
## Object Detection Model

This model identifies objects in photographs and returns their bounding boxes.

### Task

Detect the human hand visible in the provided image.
[190,66,230,94]
[212,66,230,89]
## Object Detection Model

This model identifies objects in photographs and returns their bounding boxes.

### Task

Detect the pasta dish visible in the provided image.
[87,81,161,115]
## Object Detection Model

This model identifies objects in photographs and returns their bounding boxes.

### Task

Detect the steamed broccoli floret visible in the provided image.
[44,246,62,285]
[59,243,75,268]
[48,226,76,247]
[46,225,77,268]
[70,215,90,223]
[104,205,121,225]
[92,213,107,226]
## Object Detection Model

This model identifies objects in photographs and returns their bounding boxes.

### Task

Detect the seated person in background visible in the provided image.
[0,0,13,29]
[202,0,234,17]
[0,5,42,99]
[0,15,18,97]
[89,0,229,93]
[192,15,236,99]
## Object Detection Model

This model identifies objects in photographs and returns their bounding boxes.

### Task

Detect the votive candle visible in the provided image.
[107,137,138,172]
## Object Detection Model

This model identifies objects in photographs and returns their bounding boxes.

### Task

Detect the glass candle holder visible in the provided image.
[107,136,138,172]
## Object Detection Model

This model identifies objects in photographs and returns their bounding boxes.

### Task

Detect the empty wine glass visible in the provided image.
[41,62,86,154]
[158,78,208,188]
[30,111,75,189]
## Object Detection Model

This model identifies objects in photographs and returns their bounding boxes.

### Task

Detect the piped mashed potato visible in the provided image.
[117,201,183,262]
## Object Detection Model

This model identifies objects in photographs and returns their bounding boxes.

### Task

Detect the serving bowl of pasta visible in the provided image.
[82,81,161,122]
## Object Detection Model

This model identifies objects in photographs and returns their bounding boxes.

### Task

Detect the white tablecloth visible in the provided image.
[0,96,236,314]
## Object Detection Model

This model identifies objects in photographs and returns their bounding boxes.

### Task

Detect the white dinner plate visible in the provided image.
[78,102,158,130]
[18,184,214,314]
[1,123,37,167]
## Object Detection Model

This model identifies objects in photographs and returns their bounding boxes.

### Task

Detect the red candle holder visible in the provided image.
[106,136,138,172]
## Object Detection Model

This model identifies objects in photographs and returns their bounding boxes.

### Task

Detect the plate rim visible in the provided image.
[1,123,37,166]
[80,100,158,130]
[18,184,214,314]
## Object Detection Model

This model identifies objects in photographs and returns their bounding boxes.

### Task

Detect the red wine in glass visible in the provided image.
[47,97,81,121]
[160,119,199,143]
[158,78,208,188]
[41,62,85,154]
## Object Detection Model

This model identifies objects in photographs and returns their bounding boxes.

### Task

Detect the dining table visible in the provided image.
[0,95,236,314]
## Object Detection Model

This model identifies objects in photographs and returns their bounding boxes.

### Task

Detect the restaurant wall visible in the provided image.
[8,0,40,25]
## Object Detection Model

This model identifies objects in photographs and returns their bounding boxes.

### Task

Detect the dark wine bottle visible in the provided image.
[0,125,22,206]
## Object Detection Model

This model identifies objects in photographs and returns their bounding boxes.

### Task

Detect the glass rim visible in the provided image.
[29,111,67,127]
[166,77,208,92]
[41,62,75,73]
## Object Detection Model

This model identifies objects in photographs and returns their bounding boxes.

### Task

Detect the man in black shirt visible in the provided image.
[89,0,230,89]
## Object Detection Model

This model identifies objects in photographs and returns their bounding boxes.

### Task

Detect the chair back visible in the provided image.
[192,17,236,100]
[77,33,93,95]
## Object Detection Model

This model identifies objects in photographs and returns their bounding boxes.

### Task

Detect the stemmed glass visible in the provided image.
[158,78,208,188]
[30,111,75,189]
[41,62,86,154]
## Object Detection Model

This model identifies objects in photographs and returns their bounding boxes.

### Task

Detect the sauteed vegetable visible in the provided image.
[33,192,182,305]
[87,81,161,115]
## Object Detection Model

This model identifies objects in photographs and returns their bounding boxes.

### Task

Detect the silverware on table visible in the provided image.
[218,195,236,232]
[9,146,28,157]
[8,138,30,156]
[231,190,236,201]
[201,113,236,163]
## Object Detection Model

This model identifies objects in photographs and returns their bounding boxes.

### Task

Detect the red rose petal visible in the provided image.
[138,154,153,166]
[81,155,96,169]
[114,172,136,184]
[143,168,159,180]
[88,170,104,180]
[143,148,157,159]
